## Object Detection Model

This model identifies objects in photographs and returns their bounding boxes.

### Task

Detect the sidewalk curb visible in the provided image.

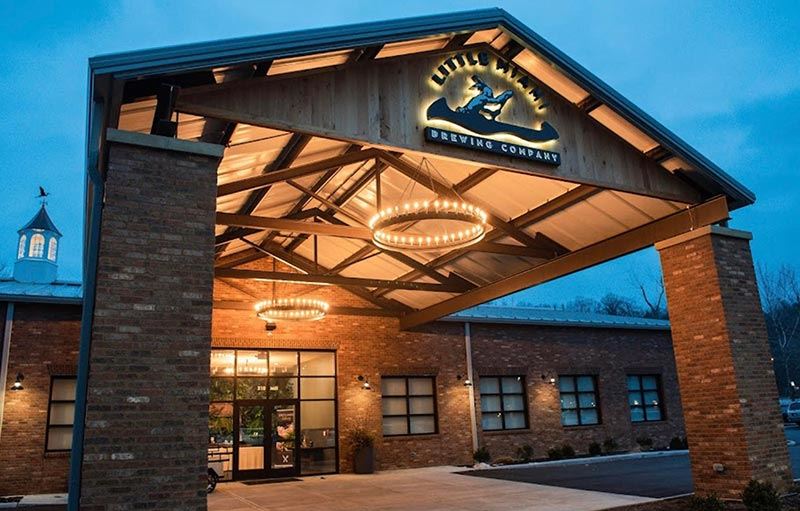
[470,450,689,471]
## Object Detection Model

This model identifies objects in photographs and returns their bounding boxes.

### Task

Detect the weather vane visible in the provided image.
[36,186,49,205]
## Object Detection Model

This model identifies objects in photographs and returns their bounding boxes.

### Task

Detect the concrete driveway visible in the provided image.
[208,466,652,511]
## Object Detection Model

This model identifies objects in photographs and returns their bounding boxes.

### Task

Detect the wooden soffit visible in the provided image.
[177,46,700,204]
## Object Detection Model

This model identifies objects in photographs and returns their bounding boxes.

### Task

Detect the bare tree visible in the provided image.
[628,267,667,319]
[759,264,800,396]
[597,293,640,317]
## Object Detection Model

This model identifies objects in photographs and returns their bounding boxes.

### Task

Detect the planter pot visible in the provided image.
[353,445,375,474]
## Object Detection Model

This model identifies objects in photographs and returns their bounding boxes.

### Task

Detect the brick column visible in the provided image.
[657,225,791,498]
[79,131,221,509]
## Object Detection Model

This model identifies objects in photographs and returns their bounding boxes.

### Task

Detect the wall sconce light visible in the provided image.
[541,373,556,386]
[11,373,24,391]
[456,375,473,387]
[356,375,371,390]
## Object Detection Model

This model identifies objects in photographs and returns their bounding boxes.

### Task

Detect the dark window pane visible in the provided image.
[561,410,579,426]
[642,375,658,390]
[482,413,503,431]
[408,378,433,396]
[268,378,298,399]
[627,375,641,391]
[577,376,594,392]
[580,408,599,425]
[211,378,234,401]
[383,416,408,436]
[645,406,662,421]
[301,447,336,475]
[558,376,575,392]
[481,395,502,412]
[501,377,523,394]
[237,378,267,399]
[630,406,645,422]
[502,395,525,412]
[409,397,434,415]
[381,378,406,396]
[410,416,435,434]
[504,412,526,429]
[578,393,596,408]
[479,377,500,394]
[382,397,407,416]
[560,394,577,410]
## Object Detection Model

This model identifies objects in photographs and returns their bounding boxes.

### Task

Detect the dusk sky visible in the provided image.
[1,1,797,308]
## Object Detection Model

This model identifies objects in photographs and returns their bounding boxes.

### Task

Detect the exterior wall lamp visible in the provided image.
[456,375,473,387]
[541,373,557,386]
[11,373,24,391]
[356,375,371,390]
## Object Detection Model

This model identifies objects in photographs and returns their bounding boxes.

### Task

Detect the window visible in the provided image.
[479,376,528,431]
[559,375,600,426]
[17,235,26,259]
[628,375,664,422]
[47,237,58,261]
[46,377,77,451]
[381,377,437,436]
[29,233,45,258]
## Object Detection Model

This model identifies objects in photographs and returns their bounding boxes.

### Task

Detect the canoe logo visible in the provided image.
[423,51,561,166]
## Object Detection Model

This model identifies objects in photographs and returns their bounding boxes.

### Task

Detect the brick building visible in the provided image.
[1,203,685,495]
[2,8,782,510]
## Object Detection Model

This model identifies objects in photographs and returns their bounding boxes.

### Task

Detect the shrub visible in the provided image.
[636,437,654,451]
[688,494,725,511]
[348,427,374,453]
[547,447,564,460]
[602,437,618,454]
[742,480,781,511]
[669,436,688,450]
[516,445,534,462]
[588,442,602,456]
[494,456,515,465]
[473,446,491,464]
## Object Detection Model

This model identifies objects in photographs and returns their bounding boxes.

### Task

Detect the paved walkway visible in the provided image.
[208,466,652,511]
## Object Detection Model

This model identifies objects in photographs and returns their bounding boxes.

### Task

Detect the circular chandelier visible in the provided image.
[255,298,329,322]
[369,199,487,251]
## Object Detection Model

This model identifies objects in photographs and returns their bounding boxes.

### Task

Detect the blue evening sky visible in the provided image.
[0,1,797,307]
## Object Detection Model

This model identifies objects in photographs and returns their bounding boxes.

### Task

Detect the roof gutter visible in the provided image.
[440,315,671,331]
[68,73,106,510]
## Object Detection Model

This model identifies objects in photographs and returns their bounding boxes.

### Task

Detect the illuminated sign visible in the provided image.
[424,51,560,166]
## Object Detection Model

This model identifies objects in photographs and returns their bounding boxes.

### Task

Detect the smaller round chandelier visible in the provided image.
[369,199,487,251]
[255,297,329,322]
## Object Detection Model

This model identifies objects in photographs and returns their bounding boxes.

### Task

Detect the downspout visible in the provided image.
[0,303,14,438]
[68,96,106,511]
[464,322,478,452]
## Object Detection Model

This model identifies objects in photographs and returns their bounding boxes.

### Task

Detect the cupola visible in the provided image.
[13,193,62,284]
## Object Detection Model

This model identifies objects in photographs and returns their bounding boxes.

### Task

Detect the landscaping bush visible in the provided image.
[742,480,781,511]
[636,436,654,451]
[516,445,534,462]
[547,447,565,460]
[494,456,515,465]
[669,436,689,450]
[688,494,725,511]
[588,442,602,456]
[602,437,618,454]
[560,443,575,458]
[473,446,491,464]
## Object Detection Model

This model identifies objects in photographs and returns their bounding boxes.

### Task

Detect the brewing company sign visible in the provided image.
[423,50,561,166]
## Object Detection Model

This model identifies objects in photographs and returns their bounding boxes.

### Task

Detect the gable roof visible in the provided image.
[88,7,754,209]
[0,279,82,304]
[20,205,62,236]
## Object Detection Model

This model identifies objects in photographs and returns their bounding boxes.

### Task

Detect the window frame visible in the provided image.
[478,375,529,432]
[380,376,438,437]
[558,374,602,427]
[627,374,665,423]
[45,376,77,453]
[29,233,45,258]
[47,237,58,261]
[17,234,26,259]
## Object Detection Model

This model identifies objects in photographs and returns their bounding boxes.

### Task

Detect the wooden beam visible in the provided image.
[399,196,730,330]
[213,300,399,317]
[216,212,371,240]
[215,268,470,293]
[453,168,497,194]
[375,184,601,295]
[217,148,381,197]
[471,242,558,259]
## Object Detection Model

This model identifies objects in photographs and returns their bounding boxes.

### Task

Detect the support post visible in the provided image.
[657,225,792,498]
[77,132,222,509]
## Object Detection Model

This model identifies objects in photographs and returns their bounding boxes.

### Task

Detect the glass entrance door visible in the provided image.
[234,401,298,479]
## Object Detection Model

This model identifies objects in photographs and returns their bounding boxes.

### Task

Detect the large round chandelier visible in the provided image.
[369,199,487,251]
[255,297,329,322]
[369,158,489,252]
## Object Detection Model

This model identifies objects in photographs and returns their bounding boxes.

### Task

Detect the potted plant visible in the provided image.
[349,427,375,474]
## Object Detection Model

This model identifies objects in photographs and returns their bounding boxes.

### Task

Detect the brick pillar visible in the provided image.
[657,225,791,498]
[79,131,221,509]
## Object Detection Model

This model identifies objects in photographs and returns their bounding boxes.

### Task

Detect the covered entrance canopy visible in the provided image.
[91,8,748,329]
[76,8,788,511]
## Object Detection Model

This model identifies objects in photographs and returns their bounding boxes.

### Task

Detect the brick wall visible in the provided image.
[213,258,684,471]
[658,227,792,497]
[79,141,219,510]
[470,322,684,461]
[0,303,80,496]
